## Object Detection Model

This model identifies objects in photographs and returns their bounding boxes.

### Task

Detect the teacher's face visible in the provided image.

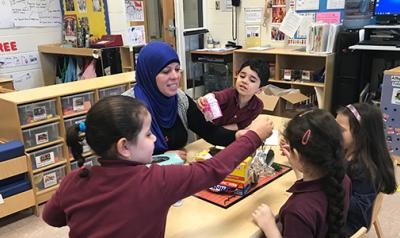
[156,62,181,97]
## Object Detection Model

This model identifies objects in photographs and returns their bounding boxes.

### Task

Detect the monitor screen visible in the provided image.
[374,0,400,15]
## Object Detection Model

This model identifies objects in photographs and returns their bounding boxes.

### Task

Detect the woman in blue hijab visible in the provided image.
[123,41,238,157]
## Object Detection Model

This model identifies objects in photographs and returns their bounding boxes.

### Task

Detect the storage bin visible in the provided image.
[17,99,57,125]
[22,122,59,148]
[61,92,94,116]
[64,115,86,131]
[28,144,65,170]
[70,155,99,170]
[33,165,66,191]
[98,85,126,99]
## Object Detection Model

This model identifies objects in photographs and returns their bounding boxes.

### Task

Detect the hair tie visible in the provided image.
[79,121,86,132]
[301,129,311,145]
[346,104,361,123]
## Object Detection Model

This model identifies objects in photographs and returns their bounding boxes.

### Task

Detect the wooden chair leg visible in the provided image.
[373,219,384,238]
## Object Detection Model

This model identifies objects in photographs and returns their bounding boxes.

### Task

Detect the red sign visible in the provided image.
[0,41,18,52]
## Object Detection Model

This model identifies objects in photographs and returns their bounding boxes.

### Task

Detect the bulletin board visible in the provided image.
[287,0,345,46]
[61,0,110,39]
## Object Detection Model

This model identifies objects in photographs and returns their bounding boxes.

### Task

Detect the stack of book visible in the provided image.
[306,23,340,54]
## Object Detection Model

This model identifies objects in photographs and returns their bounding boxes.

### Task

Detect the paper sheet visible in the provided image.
[327,0,345,10]
[245,8,263,24]
[297,13,315,38]
[245,25,261,47]
[279,11,302,38]
[265,129,279,146]
[127,25,146,46]
[125,0,144,22]
[0,1,14,28]
[295,0,319,11]
[11,0,62,27]
[0,52,39,68]
[316,12,341,24]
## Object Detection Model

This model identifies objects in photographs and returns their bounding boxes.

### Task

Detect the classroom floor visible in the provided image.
[1,166,400,238]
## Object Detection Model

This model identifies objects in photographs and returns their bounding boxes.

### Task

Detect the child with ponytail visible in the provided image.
[336,103,397,235]
[42,95,273,238]
[253,109,351,238]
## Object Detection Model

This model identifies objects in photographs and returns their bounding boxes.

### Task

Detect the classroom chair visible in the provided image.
[350,227,368,238]
[369,192,384,238]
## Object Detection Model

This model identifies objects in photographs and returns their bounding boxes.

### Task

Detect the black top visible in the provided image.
[345,162,377,236]
[160,94,236,151]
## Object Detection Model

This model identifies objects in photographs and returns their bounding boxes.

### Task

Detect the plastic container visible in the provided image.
[98,85,126,99]
[28,144,65,170]
[17,99,57,125]
[64,115,86,131]
[61,92,94,116]
[70,155,99,170]
[33,165,66,191]
[22,122,59,148]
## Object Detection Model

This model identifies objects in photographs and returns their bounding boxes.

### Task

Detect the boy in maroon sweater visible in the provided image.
[42,96,273,238]
[198,59,270,130]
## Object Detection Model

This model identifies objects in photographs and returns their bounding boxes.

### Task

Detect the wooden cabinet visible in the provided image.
[0,152,38,218]
[38,44,134,86]
[0,72,135,204]
[233,48,335,111]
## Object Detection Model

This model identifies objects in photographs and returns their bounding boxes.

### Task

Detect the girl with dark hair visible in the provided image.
[336,103,397,235]
[253,109,351,238]
[42,95,273,238]
[123,41,242,159]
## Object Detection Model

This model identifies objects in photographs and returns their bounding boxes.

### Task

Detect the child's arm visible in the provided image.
[252,204,282,238]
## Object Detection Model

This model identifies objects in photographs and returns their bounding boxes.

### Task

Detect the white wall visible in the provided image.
[206,0,284,47]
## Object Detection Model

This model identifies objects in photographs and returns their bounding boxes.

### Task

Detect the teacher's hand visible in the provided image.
[246,116,274,141]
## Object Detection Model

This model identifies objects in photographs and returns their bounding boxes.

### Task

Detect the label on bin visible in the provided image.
[43,171,57,188]
[35,151,55,168]
[33,106,47,121]
[73,97,84,112]
[35,131,49,144]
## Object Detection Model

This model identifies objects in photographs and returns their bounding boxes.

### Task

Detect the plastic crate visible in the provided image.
[70,156,99,170]
[28,144,65,170]
[98,85,126,99]
[22,122,59,148]
[33,165,66,191]
[17,99,57,125]
[64,115,86,131]
[61,92,94,116]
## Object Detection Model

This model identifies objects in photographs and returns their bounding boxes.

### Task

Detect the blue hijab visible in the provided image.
[134,41,180,153]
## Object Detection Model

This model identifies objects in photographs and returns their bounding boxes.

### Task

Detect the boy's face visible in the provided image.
[235,66,261,97]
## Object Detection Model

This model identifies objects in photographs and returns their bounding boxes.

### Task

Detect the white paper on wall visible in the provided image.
[297,13,316,38]
[279,11,302,38]
[127,25,146,46]
[295,0,319,11]
[245,8,263,24]
[125,0,144,21]
[0,52,39,69]
[0,0,14,29]
[11,0,62,27]
[327,0,345,10]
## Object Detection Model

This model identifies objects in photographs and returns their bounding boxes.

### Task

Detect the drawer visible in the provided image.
[33,165,66,191]
[22,122,59,148]
[98,85,126,99]
[61,92,94,116]
[28,144,65,170]
[64,115,86,131]
[18,99,57,125]
[70,155,99,170]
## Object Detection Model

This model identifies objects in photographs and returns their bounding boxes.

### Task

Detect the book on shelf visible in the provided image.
[306,23,340,54]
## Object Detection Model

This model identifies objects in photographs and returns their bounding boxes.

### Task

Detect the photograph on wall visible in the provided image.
[271,25,285,41]
[273,0,286,5]
[65,0,75,11]
[125,0,144,21]
[77,0,87,13]
[392,88,400,105]
[93,0,102,12]
[127,25,146,46]
[272,7,286,23]
[79,17,89,31]
[63,15,78,47]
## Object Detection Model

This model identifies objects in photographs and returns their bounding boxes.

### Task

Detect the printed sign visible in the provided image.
[43,171,57,188]
[33,106,47,121]
[35,131,49,144]
[72,97,84,111]
[35,151,55,168]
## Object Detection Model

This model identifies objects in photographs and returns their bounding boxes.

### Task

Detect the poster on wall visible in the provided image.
[11,0,62,27]
[125,0,144,22]
[77,0,87,13]
[245,8,263,24]
[245,25,261,47]
[0,52,39,68]
[0,1,14,28]
[127,25,146,46]
[63,15,78,47]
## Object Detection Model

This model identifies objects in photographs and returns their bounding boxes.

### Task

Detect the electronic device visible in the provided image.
[358,25,400,46]
[232,0,240,7]
[374,0,400,25]
[92,34,124,48]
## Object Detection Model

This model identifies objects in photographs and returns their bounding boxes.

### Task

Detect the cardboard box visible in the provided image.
[257,88,309,117]
[224,156,253,186]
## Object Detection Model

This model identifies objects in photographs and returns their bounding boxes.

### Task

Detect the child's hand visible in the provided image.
[247,116,274,141]
[252,204,282,238]
[279,139,291,158]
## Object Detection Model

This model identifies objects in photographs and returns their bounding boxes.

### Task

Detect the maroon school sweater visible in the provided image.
[42,131,261,238]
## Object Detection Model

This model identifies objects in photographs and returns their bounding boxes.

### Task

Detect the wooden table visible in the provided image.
[165,115,296,238]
